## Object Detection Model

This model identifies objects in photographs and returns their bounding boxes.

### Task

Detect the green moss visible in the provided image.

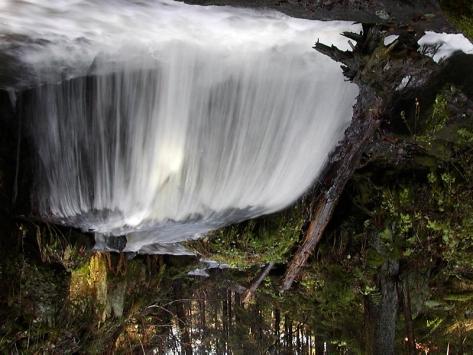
[453,16,473,41]
[188,203,306,268]
[30,223,93,272]
[443,293,473,302]
[441,0,473,41]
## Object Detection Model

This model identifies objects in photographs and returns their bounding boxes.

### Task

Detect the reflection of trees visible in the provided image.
[150,273,328,354]
[6,221,473,353]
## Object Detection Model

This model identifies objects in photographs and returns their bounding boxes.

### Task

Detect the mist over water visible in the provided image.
[2,1,359,251]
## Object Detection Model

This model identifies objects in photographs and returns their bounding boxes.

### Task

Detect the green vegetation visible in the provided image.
[188,202,307,268]
[0,221,195,353]
[441,0,473,40]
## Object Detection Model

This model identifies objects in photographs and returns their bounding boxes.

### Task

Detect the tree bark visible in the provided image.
[173,284,193,355]
[365,258,400,355]
[274,307,281,350]
[315,338,324,355]
[222,289,228,352]
[242,262,274,305]
[284,314,293,351]
[401,276,416,355]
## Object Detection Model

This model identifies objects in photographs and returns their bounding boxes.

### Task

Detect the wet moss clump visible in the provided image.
[187,202,307,268]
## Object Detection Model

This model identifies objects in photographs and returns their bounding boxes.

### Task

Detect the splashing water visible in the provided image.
[1,0,359,251]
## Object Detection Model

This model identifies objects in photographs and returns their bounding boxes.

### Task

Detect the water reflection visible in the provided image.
[2,226,473,355]
[0,239,329,354]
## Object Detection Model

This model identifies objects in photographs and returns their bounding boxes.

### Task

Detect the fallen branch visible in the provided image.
[242,262,275,305]
[281,93,381,291]
[280,25,387,291]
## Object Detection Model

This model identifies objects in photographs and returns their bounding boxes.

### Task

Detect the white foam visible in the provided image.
[418,31,473,63]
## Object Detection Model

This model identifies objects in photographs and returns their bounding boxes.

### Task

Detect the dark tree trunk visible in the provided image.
[274,307,281,350]
[227,290,232,329]
[315,338,324,355]
[174,284,193,355]
[364,258,400,355]
[234,292,241,324]
[199,291,206,329]
[222,289,228,353]
[198,290,209,354]
[257,305,263,342]
[308,329,312,354]
[287,316,293,352]
[401,276,416,355]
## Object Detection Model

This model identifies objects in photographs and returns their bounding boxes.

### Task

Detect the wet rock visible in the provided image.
[375,9,390,21]
[181,0,452,32]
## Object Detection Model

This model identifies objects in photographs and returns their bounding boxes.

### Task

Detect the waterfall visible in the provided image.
[1,0,359,251]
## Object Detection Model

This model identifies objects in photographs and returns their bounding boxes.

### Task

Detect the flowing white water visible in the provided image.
[1,0,359,251]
